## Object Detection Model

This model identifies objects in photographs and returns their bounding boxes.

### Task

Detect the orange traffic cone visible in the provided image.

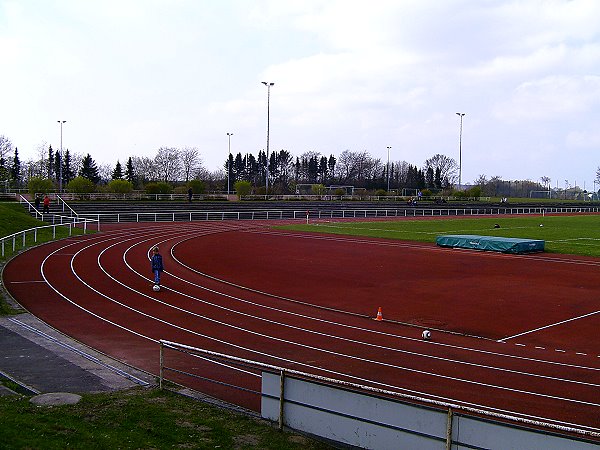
[375,307,383,321]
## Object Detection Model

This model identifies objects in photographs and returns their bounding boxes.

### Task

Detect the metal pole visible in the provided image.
[159,342,164,389]
[57,120,66,191]
[226,132,233,195]
[278,369,285,430]
[386,146,391,192]
[262,82,274,197]
[445,408,453,450]
[456,113,465,189]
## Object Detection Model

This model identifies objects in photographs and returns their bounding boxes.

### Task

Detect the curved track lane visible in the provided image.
[3,221,599,437]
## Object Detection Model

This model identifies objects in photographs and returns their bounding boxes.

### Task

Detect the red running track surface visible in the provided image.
[3,221,599,438]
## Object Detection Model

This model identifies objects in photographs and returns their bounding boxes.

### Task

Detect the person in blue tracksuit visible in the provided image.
[151,247,164,285]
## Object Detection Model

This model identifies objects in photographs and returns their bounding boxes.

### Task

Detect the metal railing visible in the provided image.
[75,205,600,224]
[159,340,599,448]
[1,196,100,258]
[0,219,96,258]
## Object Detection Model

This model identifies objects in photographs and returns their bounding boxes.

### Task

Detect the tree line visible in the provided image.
[1,133,597,198]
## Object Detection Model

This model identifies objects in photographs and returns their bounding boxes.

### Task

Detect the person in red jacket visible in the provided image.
[43,195,51,214]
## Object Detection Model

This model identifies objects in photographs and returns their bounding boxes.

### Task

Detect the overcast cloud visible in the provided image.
[1,0,599,189]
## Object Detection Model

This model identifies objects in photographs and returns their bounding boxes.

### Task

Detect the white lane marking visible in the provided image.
[33,223,600,431]
[499,309,600,342]
[167,228,600,373]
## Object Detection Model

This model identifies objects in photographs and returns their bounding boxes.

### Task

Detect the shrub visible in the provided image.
[188,179,206,194]
[28,177,54,195]
[145,182,173,195]
[311,184,325,195]
[467,186,482,199]
[67,176,96,193]
[375,189,387,197]
[234,180,252,198]
[107,179,133,194]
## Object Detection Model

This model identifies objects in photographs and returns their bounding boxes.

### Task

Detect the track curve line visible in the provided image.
[3,221,599,435]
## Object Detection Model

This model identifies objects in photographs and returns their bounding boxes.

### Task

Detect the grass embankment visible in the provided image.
[0,202,90,314]
[0,202,89,262]
[0,387,332,449]
[282,214,600,257]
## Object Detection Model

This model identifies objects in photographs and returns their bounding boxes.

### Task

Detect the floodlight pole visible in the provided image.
[226,132,233,195]
[386,146,391,192]
[456,113,465,190]
[57,120,66,192]
[262,81,274,197]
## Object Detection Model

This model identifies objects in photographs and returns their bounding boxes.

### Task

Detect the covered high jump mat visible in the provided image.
[435,235,545,254]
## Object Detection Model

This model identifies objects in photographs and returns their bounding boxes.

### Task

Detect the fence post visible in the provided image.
[278,369,285,430]
[22,231,26,247]
[445,408,453,450]
[159,342,164,390]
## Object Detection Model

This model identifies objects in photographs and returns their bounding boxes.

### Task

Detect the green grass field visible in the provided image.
[280,214,600,257]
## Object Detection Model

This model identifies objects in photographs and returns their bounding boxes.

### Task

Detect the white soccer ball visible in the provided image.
[422,330,431,341]
[539,224,544,227]
[153,284,160,292]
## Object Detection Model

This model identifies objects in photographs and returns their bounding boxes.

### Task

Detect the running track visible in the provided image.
[3,221,600,438]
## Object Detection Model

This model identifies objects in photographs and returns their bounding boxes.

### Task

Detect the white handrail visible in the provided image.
[56,194,79,217]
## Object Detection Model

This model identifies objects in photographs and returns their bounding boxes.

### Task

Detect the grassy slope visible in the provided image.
[0,202,45,236]
[0,388,333,449]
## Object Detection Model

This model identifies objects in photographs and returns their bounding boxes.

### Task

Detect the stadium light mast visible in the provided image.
[456,112,465,190]
[386,146,392,192]
[262,81,274,197]
[226,132,233,195]
[57,120,66,192]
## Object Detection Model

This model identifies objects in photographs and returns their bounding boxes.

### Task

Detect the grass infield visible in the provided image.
[280,214,600,257]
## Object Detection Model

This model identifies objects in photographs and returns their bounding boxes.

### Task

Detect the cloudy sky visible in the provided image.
[1,0,600,189]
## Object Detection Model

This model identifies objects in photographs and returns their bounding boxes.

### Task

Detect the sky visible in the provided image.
[1,0,600,190]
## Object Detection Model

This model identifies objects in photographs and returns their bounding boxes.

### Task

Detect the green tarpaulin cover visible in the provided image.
[436,235,545,254]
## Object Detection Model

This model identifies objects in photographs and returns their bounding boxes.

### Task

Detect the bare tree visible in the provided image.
[132,156,158,183]
[423,154,458,186]
[154,147,182,182]
[0,135,12,162]
[0,135,12,183]
[34,141,49,178]
[475,174,488,189]
[97,163,113,184]
[180,147,202,182]
[540,176,551,190]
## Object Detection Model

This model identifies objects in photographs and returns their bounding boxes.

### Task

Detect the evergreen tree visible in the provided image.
[63,149,75,185]
[328,155,337,182]
[426,167,434,188]
[11,147,21,188]
[54,149,62,184]
[79,153,101,184]
[434,167,442,189]
[233,153,244,182]
[125,157,135,183]
[47,145,54,179]
[112,160,123,180]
